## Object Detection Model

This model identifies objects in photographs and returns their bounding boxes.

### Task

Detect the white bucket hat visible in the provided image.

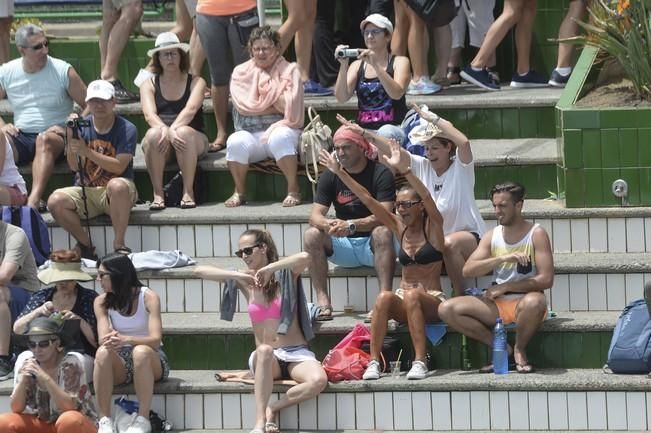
[147,32,190,57]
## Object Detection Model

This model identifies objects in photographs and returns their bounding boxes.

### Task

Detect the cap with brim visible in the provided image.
[38,261,93,285]
[85,80,115,102]
[147,32,190,57]
[24,316,64,337]
[360,14,394,34]
[408,122,454,144]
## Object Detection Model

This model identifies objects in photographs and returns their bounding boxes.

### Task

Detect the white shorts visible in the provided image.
[0,0,14,18]
[248,345,317,373]
[226,126,300,165]
[450,0,495,49]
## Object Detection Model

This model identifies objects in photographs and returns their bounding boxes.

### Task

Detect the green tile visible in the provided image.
[600,109,638,129]
[582,129,602,168]
[601,168,623,207]
[639,128,651,166]
[620,168,641,205]
[519,109,539,138]
[619,129,639,167]
[556,165,566,197]
[501,108,520,139]
[563,129,583,168]
[536,108,556,137]
[564,110,600,129]
[564,168,585,207]
[641,168,651,204]
[584,169,604,206]
[600,129,620,168]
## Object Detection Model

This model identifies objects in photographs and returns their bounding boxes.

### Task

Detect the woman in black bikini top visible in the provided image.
[319,136,446,380]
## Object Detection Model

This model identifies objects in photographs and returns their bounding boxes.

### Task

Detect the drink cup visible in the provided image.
[390,361,401,378]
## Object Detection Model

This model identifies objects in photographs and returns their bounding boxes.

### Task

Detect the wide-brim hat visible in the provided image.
[147,32,190,57]
[38,261,93,285]
[408,122,454,144]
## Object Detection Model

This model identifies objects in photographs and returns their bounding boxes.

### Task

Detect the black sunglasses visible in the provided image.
[26,40,49,50]
[235,244,261,258]
[28,339,57,349]
[396,200,422,209]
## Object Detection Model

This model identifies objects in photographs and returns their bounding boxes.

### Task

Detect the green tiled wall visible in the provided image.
[163,330,610,370]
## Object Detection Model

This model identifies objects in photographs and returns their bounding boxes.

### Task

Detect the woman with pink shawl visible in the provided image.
[226,26,305,207]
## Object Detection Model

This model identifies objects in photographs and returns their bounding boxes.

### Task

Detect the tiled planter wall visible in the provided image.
[557,46,651,207]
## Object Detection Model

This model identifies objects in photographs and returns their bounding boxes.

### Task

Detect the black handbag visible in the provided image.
[402,0,458,27]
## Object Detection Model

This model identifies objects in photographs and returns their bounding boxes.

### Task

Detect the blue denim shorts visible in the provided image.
[328,235,375,268]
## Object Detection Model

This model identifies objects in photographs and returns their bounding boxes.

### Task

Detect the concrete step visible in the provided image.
[2,369,649,431]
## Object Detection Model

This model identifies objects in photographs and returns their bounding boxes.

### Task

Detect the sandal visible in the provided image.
[114,246,132,255]
[281,192,301,207]
[316,304,333,321]
[264,421,279,433]
[180,199,197,209]
[225,192,247,207]
[149,200,166,211]
[208,140,226,153]
[75,242,98,261]
[516,363,535,374]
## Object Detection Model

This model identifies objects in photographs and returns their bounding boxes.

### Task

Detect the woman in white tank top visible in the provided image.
[93,253,169,433]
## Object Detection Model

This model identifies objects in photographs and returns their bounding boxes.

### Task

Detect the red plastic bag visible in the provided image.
[322,323,371,382]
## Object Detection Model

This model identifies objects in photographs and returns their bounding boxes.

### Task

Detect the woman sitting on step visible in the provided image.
[93,253,170,433]
[319,137,446,381]
[225,26,305,208]
[194,229,327,433]
[141,32,209,211]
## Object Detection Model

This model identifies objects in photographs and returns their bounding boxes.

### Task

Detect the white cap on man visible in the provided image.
[85,80,115,102]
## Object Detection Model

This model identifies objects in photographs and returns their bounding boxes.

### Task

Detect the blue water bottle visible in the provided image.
[492,318,508,375]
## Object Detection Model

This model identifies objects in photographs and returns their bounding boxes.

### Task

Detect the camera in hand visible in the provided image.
[336,48,360,59]
[66,118,91,129]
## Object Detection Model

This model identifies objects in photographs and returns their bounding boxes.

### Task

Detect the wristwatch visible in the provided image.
[347,220,357,235]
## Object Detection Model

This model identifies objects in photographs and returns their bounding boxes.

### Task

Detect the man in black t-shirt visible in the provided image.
[304,126,396,320]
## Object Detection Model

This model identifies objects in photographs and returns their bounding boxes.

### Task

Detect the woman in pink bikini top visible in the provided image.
[194,229,327,433]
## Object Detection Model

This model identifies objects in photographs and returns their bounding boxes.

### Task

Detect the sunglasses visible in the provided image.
[363,29,385,37]
[235,244,261,258]
[396,200,422,209]
[28,339,57,349]
[26,40,49,50]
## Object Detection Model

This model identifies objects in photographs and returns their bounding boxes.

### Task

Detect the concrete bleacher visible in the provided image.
[3,70,651,431]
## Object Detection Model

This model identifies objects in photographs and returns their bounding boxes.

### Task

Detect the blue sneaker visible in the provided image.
[548,69,571,88]
[303,79,333,96]
[406,77,442,95]
[460,66,500,91]
[510,70,548,88]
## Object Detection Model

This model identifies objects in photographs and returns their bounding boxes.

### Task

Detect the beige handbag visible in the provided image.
[300,107,333,186]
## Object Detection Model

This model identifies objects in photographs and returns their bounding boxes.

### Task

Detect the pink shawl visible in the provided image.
[230,56,304,143]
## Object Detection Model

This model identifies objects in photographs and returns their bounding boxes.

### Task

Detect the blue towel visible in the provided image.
[424,322,448,346]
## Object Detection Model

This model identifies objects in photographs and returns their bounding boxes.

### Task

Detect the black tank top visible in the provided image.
[154,74,204,132]
[355,55,408,129]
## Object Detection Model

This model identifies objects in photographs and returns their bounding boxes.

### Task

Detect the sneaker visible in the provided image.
[548,69,571,88]
[98,416,116,433]
[304,79,334,96]
[406,360,428,380]
[109,79,139,104]
[510,70,549,88]
[0,357,13,381]
[362,359,381,380]
[125,415,152,433]
[407,77,442,95]
[460,66,500,91]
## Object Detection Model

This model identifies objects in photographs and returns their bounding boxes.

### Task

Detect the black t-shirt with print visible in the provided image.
[314,160,395,237]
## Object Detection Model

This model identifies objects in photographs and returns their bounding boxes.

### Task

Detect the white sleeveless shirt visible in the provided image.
[491,224,539,299]
[108,287,150,338]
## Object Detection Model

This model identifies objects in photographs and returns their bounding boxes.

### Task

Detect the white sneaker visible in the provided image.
[362,359,381,380]
[98,416,116,433]
[125,415,152,433]
[406,360,428,380]
[407,77,442,95]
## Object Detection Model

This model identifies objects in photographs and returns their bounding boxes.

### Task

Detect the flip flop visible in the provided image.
[264,421,279,433]
[316,304,333,321]
[149,200,166,211]
[208,141,226,152]
[115,246,132,255]
[180,199,197,209]
[282,192,301,207]
[225,192,247,207]
[516,363,535,374]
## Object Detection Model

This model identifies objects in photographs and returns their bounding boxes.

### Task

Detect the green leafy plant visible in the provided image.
[565,0,651,99]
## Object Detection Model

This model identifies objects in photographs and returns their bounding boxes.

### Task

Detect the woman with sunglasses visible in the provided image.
[141,32,209,211]
[13,249,97,381]
[194,229,327,433]
[334,14,410,144]
[319,138,446,381]
[0,316,98,432]
[93,253,169,433]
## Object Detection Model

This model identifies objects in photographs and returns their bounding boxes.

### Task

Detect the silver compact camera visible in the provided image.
[336,48,360,59]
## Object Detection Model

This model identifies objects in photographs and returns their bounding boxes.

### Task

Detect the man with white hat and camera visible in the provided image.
[47,80,138,261]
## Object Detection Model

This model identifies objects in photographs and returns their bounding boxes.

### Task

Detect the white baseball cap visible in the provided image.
[360,14,394,35]
[85,80,115,102]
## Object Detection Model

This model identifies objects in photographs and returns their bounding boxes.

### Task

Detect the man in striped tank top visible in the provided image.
[439,182,554,374]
